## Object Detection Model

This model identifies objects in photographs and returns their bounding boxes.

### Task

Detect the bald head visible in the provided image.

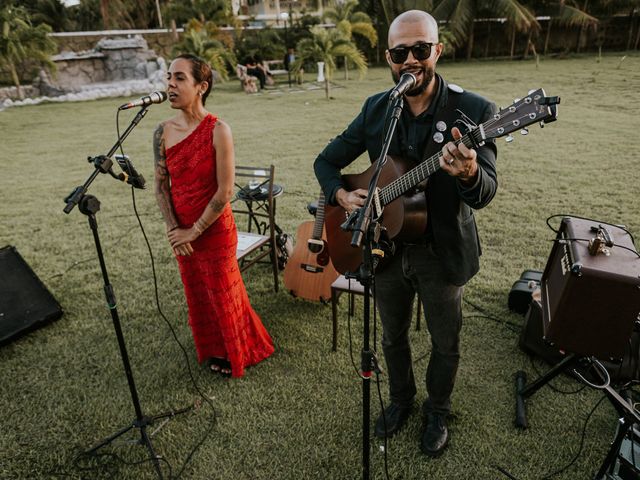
[388,10,439,46]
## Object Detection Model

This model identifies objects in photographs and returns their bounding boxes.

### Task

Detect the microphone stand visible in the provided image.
[63,106,190,479]
[344,96,405,480]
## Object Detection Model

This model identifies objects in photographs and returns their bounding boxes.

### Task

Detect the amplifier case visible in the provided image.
[541,217,640,359]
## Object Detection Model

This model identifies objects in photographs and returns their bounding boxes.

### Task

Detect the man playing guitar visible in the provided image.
[313,10,498,457]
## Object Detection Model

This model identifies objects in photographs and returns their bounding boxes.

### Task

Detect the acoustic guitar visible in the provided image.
[283,192,339,302]
[325,88,560,274]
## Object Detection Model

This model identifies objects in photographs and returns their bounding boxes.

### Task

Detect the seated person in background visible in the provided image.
[244,56,266,90]
[254,54,275,86]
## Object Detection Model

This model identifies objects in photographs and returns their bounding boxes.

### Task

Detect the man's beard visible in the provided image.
[391,66,435,97]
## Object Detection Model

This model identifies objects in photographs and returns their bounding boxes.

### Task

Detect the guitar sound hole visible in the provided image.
[308,241,323,254]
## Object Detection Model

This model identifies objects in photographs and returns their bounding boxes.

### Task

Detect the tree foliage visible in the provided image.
[293,25,367,99]
[172,19,237,81]
[0,3,56,97]
[163,0,233,28]
[324,0,378,47]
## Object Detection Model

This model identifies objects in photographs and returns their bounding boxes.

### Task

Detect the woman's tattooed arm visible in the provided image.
[153,123,179,231]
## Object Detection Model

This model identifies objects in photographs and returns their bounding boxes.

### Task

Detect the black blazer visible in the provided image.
[314,75,498,285]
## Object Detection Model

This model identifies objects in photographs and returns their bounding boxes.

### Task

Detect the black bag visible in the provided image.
[508,270,543,314]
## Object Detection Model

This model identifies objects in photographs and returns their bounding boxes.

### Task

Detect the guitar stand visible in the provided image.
[514,353,640,479]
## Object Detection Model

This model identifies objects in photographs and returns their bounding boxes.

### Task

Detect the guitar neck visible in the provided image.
[311,191,326,240]
[379,130,481,206]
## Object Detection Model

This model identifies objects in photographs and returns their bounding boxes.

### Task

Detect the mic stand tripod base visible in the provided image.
[83,406,192,465]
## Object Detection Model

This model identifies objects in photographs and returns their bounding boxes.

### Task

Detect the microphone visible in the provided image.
[388,72,417,101]
[115,154,146,189]
[118,91,167,110]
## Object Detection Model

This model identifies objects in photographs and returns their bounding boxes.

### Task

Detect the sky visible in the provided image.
[61,0,80,7]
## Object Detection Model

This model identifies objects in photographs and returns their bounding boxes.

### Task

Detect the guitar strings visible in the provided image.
[379,104,539,205]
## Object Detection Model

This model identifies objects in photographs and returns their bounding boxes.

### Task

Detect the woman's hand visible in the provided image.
[168,227,199,254]
[172,243,193,256]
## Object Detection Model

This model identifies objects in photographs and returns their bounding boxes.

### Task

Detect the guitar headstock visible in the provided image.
[478,89,560,143]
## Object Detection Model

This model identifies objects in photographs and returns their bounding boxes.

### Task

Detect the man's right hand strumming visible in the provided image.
[336,188,368,214]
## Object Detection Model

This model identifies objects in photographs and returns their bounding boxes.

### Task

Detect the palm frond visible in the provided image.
[553,3,599,28]
[350,22,378,47]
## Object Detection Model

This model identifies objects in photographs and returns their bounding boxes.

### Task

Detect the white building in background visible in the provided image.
[232,0,328,26]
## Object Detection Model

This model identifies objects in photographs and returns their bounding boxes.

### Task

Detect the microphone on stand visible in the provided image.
[115,154,146,189]
[118,91,167,110]
[388,72,417,101]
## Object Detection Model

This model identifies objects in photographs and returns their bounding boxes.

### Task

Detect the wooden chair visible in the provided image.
[330,274,422,351]
[232,165,281,292]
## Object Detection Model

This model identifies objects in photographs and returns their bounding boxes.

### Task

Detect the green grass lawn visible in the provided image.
[1,53,639,479]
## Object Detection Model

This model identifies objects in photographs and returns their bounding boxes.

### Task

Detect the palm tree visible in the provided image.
[293,25,367,99]
[163,0,232,27]
[173,19,237,81]
[433,0,539,60]
[0,4,56,99]
[526,1,597,54]
[377,0,434,25]
[25,0,72,32]
[323,0,377,79]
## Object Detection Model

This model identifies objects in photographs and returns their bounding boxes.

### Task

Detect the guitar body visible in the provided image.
[325,155,429,274]
[283,221,339,302]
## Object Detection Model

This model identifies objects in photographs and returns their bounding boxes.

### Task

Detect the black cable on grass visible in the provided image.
[494,394,607,480]
[463,298,521,331]
[71,450,174,480]
[540,394,606,479]
[48,223,143,281]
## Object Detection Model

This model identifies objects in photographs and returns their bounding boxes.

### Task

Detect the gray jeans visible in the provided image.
[374,243,463,416]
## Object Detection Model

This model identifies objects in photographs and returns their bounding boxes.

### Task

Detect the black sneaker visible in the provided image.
[374,403,412,438]
[420,413,449,457]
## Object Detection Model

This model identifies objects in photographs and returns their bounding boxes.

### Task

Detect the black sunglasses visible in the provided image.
[388,42,433,64]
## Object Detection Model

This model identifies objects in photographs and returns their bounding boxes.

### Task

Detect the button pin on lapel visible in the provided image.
[436,121,447,132]
[432,132,444,143]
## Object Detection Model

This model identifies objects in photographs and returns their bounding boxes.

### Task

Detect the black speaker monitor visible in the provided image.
[0,245,63,345]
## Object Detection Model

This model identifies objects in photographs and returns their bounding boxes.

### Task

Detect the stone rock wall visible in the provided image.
[50,30,182,61]
[49,35,163,91]
[0,34,168,110]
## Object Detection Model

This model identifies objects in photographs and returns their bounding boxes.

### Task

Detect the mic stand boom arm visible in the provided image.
[63,106,150,214]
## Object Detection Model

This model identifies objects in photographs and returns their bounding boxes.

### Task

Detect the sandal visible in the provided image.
[208,357,232,378]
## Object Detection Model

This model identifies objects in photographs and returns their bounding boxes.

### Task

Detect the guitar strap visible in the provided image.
[417,88,464,243]
[421,87,464,163]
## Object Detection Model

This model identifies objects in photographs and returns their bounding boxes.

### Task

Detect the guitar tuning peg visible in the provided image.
[520,128,529,136]
[505,134,514,143]
[539,121,545,128]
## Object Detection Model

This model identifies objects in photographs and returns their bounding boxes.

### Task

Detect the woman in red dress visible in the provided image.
[152,54,274,378]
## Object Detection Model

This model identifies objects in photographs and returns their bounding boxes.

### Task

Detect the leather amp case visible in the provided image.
[541,217,640,360]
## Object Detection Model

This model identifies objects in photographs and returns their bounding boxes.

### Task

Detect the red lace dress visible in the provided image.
[165,114,274,377]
